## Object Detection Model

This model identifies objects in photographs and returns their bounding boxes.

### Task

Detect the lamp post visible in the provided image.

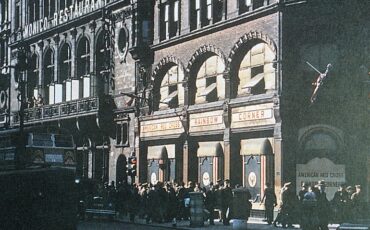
[15,43,28,169]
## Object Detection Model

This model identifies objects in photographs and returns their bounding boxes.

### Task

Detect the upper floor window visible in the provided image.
[59,43,72,82]
[28,0,40,23]
[43,48,54,104]
[239,0,265,14]
[159,0,180,41]
[27,54,39,106]
[15,1,20,29]
[44,0,56,18]
[195,55,225,104]
[158,65,184,110]
[0,0,8,24]
[116,121,129,147]
[190,0,224,31]
[77,37,90,78]
[0,41,5,66]
[237,43,275,96]
[60,0,72,11]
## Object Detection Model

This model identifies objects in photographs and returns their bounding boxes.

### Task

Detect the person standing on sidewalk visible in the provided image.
[205,182,216,225]
[221,179,233,225]
[316,181,330,230]
[261,182,277,225]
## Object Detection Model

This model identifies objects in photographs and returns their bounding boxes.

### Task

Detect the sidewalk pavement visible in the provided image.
[116,215,340,230]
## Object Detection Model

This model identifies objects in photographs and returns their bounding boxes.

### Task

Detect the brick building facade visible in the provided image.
[0,0,369,208]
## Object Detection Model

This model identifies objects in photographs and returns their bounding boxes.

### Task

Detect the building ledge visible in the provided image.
[12,97,99,125]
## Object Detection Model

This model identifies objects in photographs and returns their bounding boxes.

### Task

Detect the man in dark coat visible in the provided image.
[332,183,349,223]
[261,182,277,225]
[221,179,233,225]
[317,181,330,230]
[205,182,216,225]
[351,185,364,221]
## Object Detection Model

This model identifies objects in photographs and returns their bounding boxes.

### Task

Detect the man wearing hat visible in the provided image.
[221,179,233,225]
[333,183,350,223]
[317,180,330,230]
[298,182,308,203]
[351,185,364,219]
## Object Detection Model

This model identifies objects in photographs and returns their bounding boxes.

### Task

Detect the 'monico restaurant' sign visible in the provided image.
[23,0,109,38]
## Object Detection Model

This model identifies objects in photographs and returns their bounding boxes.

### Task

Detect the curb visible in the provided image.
[115,218,190,230]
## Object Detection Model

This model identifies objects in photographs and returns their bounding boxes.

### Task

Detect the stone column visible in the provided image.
[70,28,77,79]
[37,40,44,95]
[89,20,96,74]
[227,0,239,18]
[223,100,231,180]
[52,34,59,82]
[180,0,190,34]
[153,0,160,44]
[273,97,283,200]
[182,140,189,183]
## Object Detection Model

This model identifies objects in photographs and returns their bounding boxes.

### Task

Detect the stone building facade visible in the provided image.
[137,0,370,209]
[0,0,369,209]
[0,0,152,184]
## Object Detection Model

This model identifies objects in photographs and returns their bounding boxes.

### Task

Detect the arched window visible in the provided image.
[194,55,225,104]
[157,65,184,110]
[27,54,38,105]
[96,31,110,96]
[43,0,56,18]
[237,42,275,96]
[77,37,91,98]
[28,0,40,23]
[43,48,54,104]
[59,0,72,11]
[59,43,72,82]
[0,1,8,24]
[77,37,90,78]
[0,41,5,67]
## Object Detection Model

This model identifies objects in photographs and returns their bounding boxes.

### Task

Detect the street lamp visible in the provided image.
[14,42,29,169]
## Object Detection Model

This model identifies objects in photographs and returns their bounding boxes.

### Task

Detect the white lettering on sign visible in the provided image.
[234,109,273,122]
[296,157,345,201]
[23,0,107,38]
[141,120,182,133]
[192,115,222,127]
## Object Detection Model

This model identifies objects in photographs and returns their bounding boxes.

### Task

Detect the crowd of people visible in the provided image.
[82,179,251,227]
[260,180,365,229]
[81,178,365,229]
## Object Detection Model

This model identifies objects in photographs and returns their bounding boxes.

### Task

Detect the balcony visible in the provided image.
[13,97,99,125]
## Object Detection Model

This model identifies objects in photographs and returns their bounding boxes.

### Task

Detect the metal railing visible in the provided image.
[13,97,99,124]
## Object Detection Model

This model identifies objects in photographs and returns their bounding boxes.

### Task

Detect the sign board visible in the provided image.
[296,157,345,200]
[23,0,108,38]
[45,153,64,163]
[140,116,184,138]
[189,110,224,133]
[231,103,275,129]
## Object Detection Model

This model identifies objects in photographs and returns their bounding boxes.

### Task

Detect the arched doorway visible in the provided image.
[116,154,127,183]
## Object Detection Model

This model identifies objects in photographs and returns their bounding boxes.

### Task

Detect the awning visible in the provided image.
[242,73,264,88]
[165,144,175,158]
[240,138,273,155]
[199,82,217,96]
[161,90,178,104]
[148,145,168,160]
[197,142,223,157]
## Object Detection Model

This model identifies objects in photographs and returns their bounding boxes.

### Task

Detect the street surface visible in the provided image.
[77,220,170,230]
[77,218,340,230]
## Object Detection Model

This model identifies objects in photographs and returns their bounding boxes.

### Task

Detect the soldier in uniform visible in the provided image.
[261,182,277,225]
[332,183,349,223]
[351,185,364,220]
[317,181,330,230]
[204,182,216,225]
[221,179,233,225]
